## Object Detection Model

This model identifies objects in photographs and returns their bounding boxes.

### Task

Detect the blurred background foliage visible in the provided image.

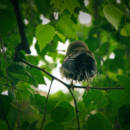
[0,0,130,129]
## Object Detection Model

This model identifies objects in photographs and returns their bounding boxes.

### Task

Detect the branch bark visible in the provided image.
[10,0,30,57]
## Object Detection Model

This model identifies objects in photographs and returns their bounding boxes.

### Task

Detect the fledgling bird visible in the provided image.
[60,41,97,82]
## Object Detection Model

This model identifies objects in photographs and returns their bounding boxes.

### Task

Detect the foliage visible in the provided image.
[0,0,130,130]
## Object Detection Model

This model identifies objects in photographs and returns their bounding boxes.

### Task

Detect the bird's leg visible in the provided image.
[85,72,90,91]
[70,80,74,90]
[86,79,90,92]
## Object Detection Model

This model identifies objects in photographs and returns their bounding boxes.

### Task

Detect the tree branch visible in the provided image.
[20,58,69,87]
[68,88,80,130]
[10,0,30,58]
[73,86,124,90]
[19,58,124,130]
[40,78,54,130]
[19,58,124,90]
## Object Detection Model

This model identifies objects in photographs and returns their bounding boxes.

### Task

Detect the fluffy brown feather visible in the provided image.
[60,41,97,81]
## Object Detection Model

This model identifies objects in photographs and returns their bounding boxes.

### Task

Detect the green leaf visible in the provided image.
[83,90,108,110]
[50,0,64,12]
[36,24,55,51]
[86,36,100,51]
[86,113,112,130]
[50,91,72,102]
[103,56,125,72]
[44,121,63,130]
[103,4,123,30]
[0,95,12,119]
[56,101,74,121]
[118,75,130,93]
[26,120,38,130]
[0,53,7,76]
[51,101,74,122]
[108,91,130,111]
[0,78,8,93]
[118,105,130,130]
[7,62,30,83]
[64,0,80,14]
[56,32,66,42]
[35,41,41,55]
[96,42,110,56]
[56,14,77,39]
[7,106,17,129]
[31,94,46,113]
[120,23,130,37]
[35,0,52,16]
[0,9,16,36]
[11,100,40,123]
[27,68,46,86]
[0,120,8,130]
[26,56,39,65]
[15,82,34,100]
[51,106,68,122]
[50,0,80,14]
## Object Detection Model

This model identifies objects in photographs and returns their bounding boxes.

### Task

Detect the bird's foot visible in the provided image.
[86,85,90,92]
[70,80,74,90]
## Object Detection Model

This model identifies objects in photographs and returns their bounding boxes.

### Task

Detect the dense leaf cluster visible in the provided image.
[0,0,130,129]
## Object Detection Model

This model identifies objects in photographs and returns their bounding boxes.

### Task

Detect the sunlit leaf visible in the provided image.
[36,24,55,51]
[103,4,123,30]
[56,14,77,39]
[120,23,130,37]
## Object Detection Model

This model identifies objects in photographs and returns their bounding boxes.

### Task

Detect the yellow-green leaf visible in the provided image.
[120,23,130,36]
[103,4,123,30]
[36,24,55,51]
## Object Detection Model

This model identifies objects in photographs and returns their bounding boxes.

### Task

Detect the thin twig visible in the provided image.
[68,88,80,130]
[40,78,54,130]
[20,58,124,90]
[73,86,124,90]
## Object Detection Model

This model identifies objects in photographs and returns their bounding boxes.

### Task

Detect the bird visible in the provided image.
[60,41,97,82]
